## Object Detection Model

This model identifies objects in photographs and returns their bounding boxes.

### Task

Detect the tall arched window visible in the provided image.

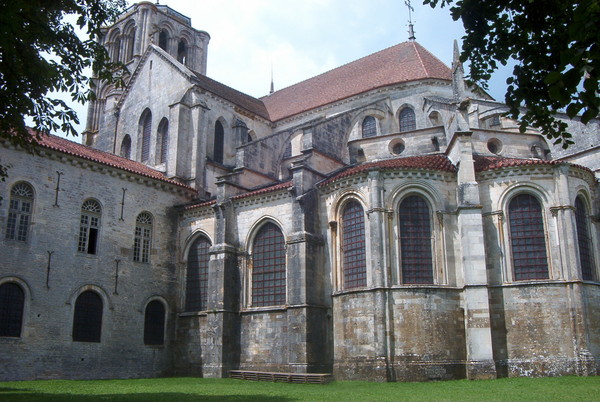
[113,36,121,62]
[0,282,25,337]
[399,107,416,132]
[144,300,165,346]
[214,120,224,164]
[185,236,211,311]
[575,196,594,281]
[362,116,377,138]
[5,182,34,242]
[126,28,136,61]
[120,135,132,159]
[72,290,103,343]
[158,30,168,51]
[508,194,549,280]
[399,195,433,284]
[341,200,367,289]
[156,118,169,164]
[177,40,188,65]
[140,109,152,162]
[78,199,101,255]
[133,212,152,263]
[252,222,286,307]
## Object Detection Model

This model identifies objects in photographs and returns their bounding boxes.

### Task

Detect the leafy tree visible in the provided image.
[0,0,127,162]
[424,0,600,147]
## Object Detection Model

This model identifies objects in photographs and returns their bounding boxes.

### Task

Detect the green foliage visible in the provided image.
[0,0,127,150]
[0,376,599,402]
[424,0,600,148]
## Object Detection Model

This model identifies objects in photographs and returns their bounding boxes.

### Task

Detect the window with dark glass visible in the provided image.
[341,200,367,289]
[252,223,286,307]
[0,283,25,337]
[399,107,416,132]
[140,109,152,162]
[5,182,34,242]
[508,194,549,280]
[144,300,165,346]
[185,236,211,311]
[72,291,103,342]
[156,118,169,164]
[575,196,594,281]
[158,30,168,51]
[177,40,187,65]
[120,135,132,159]
[133,212,152,263]
[214,121,224,164]
[362,116,377,138]
[78,199,101,255]
[126,28,136,61]
[399,195,433,284]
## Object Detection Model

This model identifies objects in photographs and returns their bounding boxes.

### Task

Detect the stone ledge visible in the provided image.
[229,370,332,384]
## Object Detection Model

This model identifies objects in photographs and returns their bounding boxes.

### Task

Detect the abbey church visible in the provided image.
[1,2,599,381]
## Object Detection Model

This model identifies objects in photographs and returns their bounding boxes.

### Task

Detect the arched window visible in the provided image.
[214,120,224,164]
[341,200,367,289]
[144,300,165,346]
[185,236,211,311]
[575,196,594,281]
[362,116,377,138]
[508,194,549,280]
[399,195,433,284]
[133,212,152,263]
[113,36,121,62]
[78,199,101,255]
[72,290,103,342]
[5,182,34,242]
[120,135,132,159]
[252,223,286,307]
[156,118,169,164]
[399,107,416,132]
[0,283,25,337]
[126,28,136,61]
[158,30,168,51]
[140,109,152,162]
[177,40,188,65]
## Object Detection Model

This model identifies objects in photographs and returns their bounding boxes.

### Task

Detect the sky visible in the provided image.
[55,0,513,139]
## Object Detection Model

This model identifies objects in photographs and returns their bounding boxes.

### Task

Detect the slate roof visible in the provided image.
[261,41,452,122]
[318,154,457,187]
[473,155,592,173]
[30,130,196,191]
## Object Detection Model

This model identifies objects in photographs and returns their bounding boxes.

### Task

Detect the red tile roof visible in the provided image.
[319,154,456,187]
[232,180,293,200]
[262,41,452,122]
[473,155,592,173]
[30,129,196,191]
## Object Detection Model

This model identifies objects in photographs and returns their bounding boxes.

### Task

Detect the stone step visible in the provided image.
[229,370,333,384]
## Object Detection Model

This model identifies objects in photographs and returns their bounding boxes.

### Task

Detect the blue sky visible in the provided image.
[58,0,513,139]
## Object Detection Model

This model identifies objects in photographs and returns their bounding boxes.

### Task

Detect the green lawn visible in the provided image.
[0,376,599,402]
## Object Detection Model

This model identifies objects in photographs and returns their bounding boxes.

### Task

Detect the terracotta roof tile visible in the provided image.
[232,181,294,200]
[473,155,592,173]
[319,154,456,187]
[183,199,217,211]
[262,41,452,122]
[30,129,196,191]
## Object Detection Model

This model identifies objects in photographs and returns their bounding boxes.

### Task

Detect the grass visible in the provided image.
[0,376,599,402]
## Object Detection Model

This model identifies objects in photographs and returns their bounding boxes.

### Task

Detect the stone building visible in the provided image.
[1,2,599,381]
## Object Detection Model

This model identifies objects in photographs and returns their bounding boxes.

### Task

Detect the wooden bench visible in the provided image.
[229,370,332,384]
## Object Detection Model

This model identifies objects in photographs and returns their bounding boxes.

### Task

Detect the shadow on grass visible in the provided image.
[0,390,294,402]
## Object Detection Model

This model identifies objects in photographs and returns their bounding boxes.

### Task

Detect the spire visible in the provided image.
[405,0,416,41]
[452,40,466,102]
[270,64,275,94]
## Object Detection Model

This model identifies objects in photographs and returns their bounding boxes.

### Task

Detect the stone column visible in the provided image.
[285,162,330,373]
[202,194,241,378]
[455,132,497,379]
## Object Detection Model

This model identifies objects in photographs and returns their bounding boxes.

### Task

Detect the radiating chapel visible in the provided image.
[1,2,599,381]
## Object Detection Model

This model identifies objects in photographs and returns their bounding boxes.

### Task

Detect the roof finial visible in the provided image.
[270,63,275,94]
[405,0,416,41]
